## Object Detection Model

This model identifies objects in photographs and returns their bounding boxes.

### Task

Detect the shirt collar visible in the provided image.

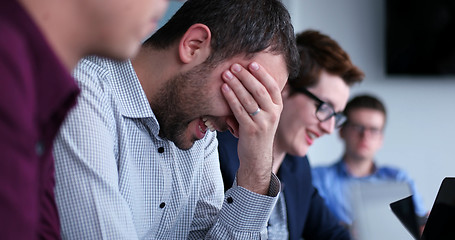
[337,158,379,179]
[104,59,156,120]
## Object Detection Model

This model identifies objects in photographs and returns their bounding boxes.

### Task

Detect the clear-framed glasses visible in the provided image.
[297,88,346,128]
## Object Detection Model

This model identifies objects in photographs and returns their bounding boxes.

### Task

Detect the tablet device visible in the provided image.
[350,181,414,240]
[390,195,420,239]
[391,177,455,240]
[421,177,455,240]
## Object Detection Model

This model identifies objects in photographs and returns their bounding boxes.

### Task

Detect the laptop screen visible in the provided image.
[349,181,414,240]
[421,177,455,240]
[390,177,455,240]
[390,195,420,239]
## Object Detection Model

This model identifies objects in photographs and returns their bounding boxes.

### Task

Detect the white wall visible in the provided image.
[283,0,455,212]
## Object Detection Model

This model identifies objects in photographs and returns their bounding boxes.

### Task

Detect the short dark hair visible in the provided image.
[288,30,364,93]
[143,0,300,79]
[344,94,387,122]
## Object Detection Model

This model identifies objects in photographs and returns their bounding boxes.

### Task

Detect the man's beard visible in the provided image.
[150,64,212,150]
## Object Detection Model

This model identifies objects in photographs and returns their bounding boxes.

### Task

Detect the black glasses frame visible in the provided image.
[296,88,346,128]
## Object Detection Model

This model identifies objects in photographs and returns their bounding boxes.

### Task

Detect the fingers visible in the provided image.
[221,62,281,117]
[221,81,255,127]
[222,64,260,117]
[221,61,282,195]
[245,62,283,108]
[249,107,261,117]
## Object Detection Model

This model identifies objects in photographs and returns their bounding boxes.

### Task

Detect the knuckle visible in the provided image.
[254,87,268,98]
[269,112,279,124]
[243,97,255,107]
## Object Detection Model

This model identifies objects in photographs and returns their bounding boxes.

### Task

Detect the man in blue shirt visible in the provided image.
[312,94,428,228]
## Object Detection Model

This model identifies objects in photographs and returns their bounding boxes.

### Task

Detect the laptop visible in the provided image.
[349,181,415,240]
[390,177,455,240]
[390,195,421,239]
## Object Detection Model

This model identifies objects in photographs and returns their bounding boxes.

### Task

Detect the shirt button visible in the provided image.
[159,202,166,208]
[226,197,233,204]
[157,147,164,153]
[35,141,45,156]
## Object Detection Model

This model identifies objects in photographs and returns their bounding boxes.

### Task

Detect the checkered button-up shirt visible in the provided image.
[53,56,279,239]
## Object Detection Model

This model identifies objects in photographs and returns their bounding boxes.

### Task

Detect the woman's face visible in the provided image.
[275,70,350,156]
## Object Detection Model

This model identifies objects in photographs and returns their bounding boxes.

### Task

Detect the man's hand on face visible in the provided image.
[221,62,283,195]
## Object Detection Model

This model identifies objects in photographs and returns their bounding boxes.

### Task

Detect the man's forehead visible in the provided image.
[349,109,386,123]
[253,52,288,81]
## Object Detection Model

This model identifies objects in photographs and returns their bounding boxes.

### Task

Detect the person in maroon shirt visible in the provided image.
[0,0,168,239]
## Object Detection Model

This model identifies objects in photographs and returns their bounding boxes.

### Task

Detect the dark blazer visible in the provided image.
[217,131,351,240]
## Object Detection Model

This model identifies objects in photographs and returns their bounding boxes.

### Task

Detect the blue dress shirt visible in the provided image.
[312,159,427,225]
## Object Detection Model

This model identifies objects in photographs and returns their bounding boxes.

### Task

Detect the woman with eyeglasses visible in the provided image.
[217,30,364,240]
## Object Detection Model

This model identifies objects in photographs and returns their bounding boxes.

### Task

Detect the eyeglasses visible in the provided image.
[345,122,383,137]
[297,88,346,128]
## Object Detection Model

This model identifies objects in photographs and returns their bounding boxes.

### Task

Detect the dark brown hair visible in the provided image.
[144,0,300,79]
[344,94,387,122]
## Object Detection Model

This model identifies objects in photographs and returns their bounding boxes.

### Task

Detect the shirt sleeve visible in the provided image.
[189,132,280,239]
[0,44,39,240]
[53,61,139,239]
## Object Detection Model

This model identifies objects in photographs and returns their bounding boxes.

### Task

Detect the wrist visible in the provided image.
[237,165,271,195]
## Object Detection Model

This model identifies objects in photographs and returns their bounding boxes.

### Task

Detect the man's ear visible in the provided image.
[178,24,211,64]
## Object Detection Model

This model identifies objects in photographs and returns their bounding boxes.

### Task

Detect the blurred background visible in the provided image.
[283,0,455,213]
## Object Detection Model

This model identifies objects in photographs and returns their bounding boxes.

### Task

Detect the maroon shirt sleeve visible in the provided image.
[1,1,79,239]
[0,32,40,239]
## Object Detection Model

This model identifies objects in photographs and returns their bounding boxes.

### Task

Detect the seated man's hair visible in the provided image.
[144,0,300,79]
